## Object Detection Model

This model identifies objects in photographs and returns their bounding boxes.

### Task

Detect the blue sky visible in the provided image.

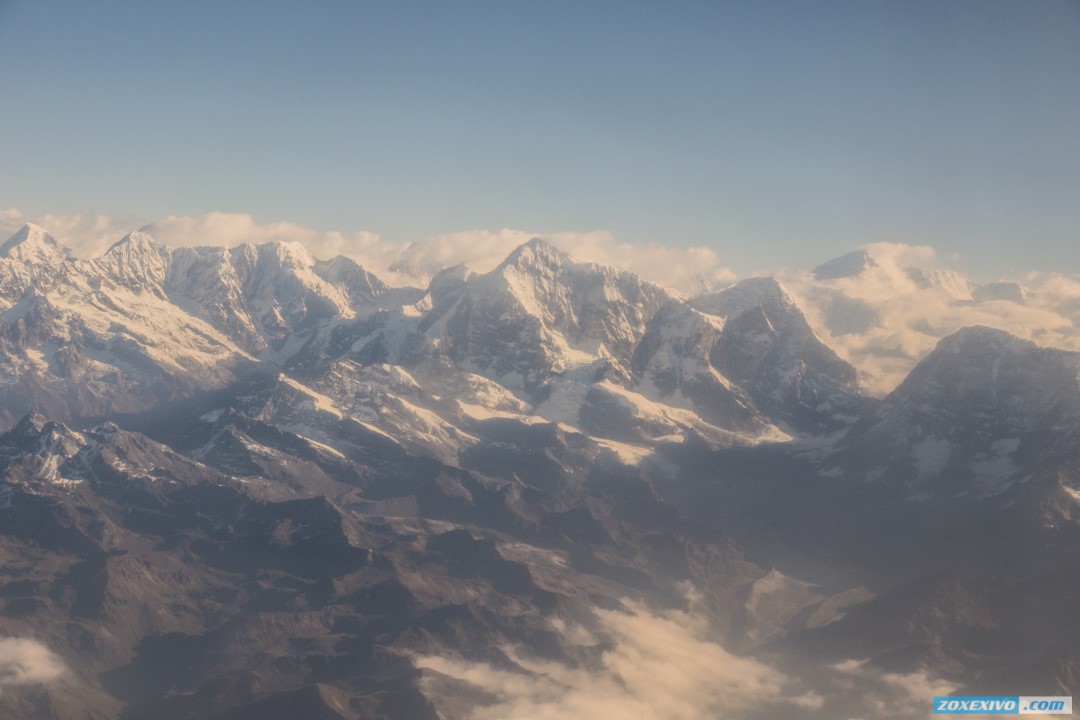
[0,0,1077,278]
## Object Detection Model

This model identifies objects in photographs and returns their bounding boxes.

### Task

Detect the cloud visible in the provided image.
[0,208,135,259]
[392,228,736,293]
[829,658,956,718]
[781,242,1080,394]
[141,211,391,274]
[0,638,66,691]
[1,209,735,294]
[415,600,822,720]
[414,596,965,720]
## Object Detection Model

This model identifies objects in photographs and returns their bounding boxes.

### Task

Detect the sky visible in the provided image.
[0,0,1077,280]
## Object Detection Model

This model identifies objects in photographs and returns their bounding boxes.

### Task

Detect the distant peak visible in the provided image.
[812,250,878,280]
[973,281,1028,304]
[11,411,49,435]
[498,237,574,271]
[691,276,792,319]
[731,276,786,294]
[106,230,166,254]
[0,223,65,259]
[87,422,121,443]
[903,266,971,298]
[937,326,1036,353]
[261,239,316,267]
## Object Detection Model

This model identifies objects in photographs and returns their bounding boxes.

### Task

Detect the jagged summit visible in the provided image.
[0,412,85,474]
[87,231,172,293]
[231,239,317,270]
[0,224,74,305]
[313,255,394,308]
[8,410,50,436]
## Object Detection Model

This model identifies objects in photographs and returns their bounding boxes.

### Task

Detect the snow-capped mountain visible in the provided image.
[416,238,674,390]
[691,277,871,433]
[3,222,1080,720]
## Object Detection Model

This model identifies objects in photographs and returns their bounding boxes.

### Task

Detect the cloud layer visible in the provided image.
[415,601,821,720]
[779,244,1080,393]
[0,209,735,293]
[414,599,962,720]
[0,637,66,690]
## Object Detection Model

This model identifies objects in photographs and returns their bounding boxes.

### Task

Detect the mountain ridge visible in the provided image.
[2,225,1079,720]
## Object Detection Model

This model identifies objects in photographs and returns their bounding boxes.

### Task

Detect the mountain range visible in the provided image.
[1,223,1078,719]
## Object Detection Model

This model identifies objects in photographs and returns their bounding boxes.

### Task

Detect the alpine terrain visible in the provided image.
[2,224,1078,719]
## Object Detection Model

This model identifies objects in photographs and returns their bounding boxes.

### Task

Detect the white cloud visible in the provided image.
[415,600,966,720]
[0,637,66,691]
[781,242,1080,394]
[391,228,736,293]
[1,209,734,293]
[829,658,956,719]
[141,211,393,275]
[0,208,134,259]
[415,600,821,720]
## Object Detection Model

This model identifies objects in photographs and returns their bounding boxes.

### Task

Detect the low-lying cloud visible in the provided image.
[0,209,735,293]
[413,600,961,720]
[415,601,822,720]
[0,208,136,260]
[827,658,957,719]
[0,637,66,692]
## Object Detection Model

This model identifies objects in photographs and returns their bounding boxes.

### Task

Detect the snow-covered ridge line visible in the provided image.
[3,220,1078,464]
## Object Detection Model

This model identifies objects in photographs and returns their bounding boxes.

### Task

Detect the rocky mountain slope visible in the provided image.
[2,224,1078,719]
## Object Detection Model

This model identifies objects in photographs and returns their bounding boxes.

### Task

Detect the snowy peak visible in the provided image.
[972,281,1027,304]
[632,301,769,434]
[425,239,674,391]
[0,223,67,261]
[812,250,878,280]
[2,411,64,450]
[0,224,73,304]
[83,231,171,296]
[903,266,971,299]
[496,237,574,273]
[314,255,386,292]
[0,413,222,496]
[690,276,795,322]
[165,245,265,352]
[231,239,315,271]
[0,412,87,483]
[313,255,413,312]
[226,241,353,344]
[695,278,869,433]
[104,230,167,260]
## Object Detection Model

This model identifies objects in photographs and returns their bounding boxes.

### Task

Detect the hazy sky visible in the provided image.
[1,0,1077,279]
